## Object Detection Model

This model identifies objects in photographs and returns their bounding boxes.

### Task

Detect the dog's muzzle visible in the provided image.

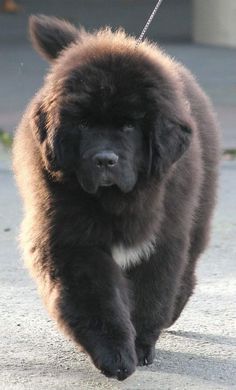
[77,149,136,194]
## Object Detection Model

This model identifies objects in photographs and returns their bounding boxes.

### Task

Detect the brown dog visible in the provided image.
[13,15,220,380]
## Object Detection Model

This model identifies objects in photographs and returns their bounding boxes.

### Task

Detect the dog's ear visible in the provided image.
[151,115,192,177]
[29,15,79,61]
[32,103,60,172]
[32,103,78,173]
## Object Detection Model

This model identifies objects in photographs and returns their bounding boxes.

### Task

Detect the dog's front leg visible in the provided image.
[48,246,137,380]
[127,238,188,366]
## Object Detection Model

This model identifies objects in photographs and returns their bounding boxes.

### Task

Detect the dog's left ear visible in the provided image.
[150,115,192,177]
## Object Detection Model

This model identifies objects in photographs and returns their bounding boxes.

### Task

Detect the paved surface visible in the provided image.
[0,146,236,389]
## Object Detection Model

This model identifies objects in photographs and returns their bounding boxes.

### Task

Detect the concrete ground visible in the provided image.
[0,146,236,389]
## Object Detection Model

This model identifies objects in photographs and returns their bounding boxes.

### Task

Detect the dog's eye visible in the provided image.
[79,120,89,130]
[123,123,135,132]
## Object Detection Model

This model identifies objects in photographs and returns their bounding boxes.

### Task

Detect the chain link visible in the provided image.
[136,0,164,46]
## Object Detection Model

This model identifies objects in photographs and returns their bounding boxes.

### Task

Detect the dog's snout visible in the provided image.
[93,151,119,168]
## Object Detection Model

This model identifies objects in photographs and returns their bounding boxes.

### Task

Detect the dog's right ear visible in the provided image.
[29,15,79,61]
[32,103,59,172]
[32,102,79,173]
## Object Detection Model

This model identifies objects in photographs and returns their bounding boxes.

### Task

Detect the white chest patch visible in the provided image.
[112,238,156,270]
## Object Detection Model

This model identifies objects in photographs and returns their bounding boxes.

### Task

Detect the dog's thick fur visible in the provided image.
[13,15,220,380]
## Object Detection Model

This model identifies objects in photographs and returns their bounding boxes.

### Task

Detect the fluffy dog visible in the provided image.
[13,15,220,380]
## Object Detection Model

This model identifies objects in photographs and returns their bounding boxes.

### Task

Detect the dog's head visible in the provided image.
[31,15,193,194]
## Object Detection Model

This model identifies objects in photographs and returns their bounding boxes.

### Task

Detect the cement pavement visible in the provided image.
[0,147,236,389]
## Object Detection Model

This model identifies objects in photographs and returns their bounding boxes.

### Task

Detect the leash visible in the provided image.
[136,0,165,46]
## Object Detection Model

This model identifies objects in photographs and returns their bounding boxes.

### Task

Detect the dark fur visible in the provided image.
[13,15,220,381]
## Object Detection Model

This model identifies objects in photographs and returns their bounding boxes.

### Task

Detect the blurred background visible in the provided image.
[0,0,235,150]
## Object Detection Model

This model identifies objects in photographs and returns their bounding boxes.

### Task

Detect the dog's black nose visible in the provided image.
[93,151,119,168]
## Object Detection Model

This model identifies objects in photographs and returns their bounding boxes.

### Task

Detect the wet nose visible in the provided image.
[93,151,119,168]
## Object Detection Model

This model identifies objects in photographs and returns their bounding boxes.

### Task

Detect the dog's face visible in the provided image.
[55,60,150,194]
[30,16,192,195]
[75,114,144,194]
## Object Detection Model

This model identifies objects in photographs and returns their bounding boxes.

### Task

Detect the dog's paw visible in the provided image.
[93,343,137,381]
[136,342,156,366]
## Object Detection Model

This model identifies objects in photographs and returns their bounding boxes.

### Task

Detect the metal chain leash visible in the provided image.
[136,0,164,46]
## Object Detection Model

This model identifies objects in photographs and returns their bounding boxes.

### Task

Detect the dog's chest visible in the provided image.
[111,237,156,269]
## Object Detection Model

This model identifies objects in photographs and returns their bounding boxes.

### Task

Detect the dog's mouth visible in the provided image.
[76,170,114,193]
[99,177,115,188]
[77,170,136,195]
